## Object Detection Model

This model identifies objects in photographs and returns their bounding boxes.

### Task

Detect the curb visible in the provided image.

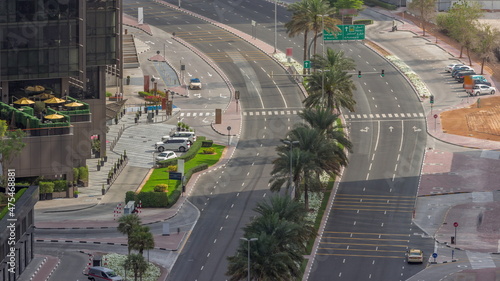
[36,239,179,251]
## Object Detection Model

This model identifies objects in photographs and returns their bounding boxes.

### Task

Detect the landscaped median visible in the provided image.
[126,136,225,208]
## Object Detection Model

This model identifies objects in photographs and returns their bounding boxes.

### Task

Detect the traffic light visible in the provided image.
[430,95,434,104]
[358,71,361,78]
[381,69,385,77]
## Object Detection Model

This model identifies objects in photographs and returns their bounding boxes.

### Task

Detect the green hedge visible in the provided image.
[168,190,181,208]
[183,163,209,185]
[354,19,373,25]
[39,182,54,194]
[136,192,169,207]
[364,0,397,9]
[138,91,152,97]
[201,140,213,147]
[53,180,68,192]
[0,188,27,220]
[125,191,136,204]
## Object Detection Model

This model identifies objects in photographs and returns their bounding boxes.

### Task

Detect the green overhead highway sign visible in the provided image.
[304,60,311,69]
[324,24,365,41]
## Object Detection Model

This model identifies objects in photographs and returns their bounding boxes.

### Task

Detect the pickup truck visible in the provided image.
[467,84,496,96]
[189,78,201,90]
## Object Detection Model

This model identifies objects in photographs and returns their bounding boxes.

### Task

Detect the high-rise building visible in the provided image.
[0,0,122,183]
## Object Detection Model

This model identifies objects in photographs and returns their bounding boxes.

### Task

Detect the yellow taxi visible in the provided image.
[407,249,424,263]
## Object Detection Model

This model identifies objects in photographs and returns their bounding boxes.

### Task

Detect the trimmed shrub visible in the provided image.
[166,165,177,172]
[168,190,181,208]
[157,158,177,168]
[125,191,136,204]
[39,182,54,194]
[79,166,89,181]
[136,192,169,208]
[364,0,397,9]
[154,184,168,192]
[106,92,113,97]
[184,163,209,185]
[202,147,216,154]
[138,91,152,97]
[353,19,373,25]
[53,180,68,192]
[201,140,213,147]
[73,167,80,183]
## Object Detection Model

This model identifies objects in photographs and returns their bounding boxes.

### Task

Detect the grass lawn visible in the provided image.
[141,144,225,193]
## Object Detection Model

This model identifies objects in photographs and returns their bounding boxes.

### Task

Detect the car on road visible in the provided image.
[407,249,424,263]
[189,78,201,90]
[445,63,464,72]
[468,84,496,96]
[87,266,123,281]
[155,138,191,152]
[162,131,197,145]
[156,151,178,162]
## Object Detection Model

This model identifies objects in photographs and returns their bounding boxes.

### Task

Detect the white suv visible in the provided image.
[469,84,496,96]
[162,131,196,144]
[155,138,191,152]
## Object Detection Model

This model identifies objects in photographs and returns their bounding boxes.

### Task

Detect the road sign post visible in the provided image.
[432,253,438,263]
[433,114,438,131]
[323,24,365,41]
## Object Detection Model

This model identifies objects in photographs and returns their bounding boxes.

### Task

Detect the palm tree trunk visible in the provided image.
[481,58,485,75]
[459,46,463,58]
[467,48,472,66]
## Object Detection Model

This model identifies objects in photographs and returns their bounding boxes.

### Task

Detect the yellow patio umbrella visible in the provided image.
[13,97,35,105]
[64,102,84,108]
[33,93,55,99]
[43,97,66,104]
[25,85,45,93]
[44,114,65,120]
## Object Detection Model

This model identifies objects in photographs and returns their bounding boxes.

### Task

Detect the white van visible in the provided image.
[88,266,123,281]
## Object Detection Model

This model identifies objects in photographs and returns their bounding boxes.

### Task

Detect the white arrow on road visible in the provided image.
[413,126,422,132]
[389,126,394,132]
[360,127,369,132]
[207,72,212,77]
[166,40,172,44]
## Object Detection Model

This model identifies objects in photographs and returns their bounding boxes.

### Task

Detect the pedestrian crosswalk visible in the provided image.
[178,111,426,119]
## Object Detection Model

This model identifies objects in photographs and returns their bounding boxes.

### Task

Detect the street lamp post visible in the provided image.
[318,14,328,101]
[274,0,277,53]
[240,237,258,281]
[282,140,299,198]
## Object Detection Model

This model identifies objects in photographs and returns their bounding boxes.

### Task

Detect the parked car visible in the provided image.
[445,63,464,72]
[155,138,191,152]
[468,84,496,96]
[87,266,123,281]
[406,249,424,263]
[156,151,178,162]
[455,71,476,82]
[162,131,197,144]
[452,66,474,78]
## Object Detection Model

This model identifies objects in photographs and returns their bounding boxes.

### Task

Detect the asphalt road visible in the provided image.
[34,243,91,281]
[122,1,305,280]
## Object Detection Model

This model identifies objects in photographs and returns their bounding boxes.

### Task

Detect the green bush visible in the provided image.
[154,184,168,192]
[166,165,177,172]
[157,158,177,168]
[125,191,136,204]
[168,190,181,208]
[364,0,397,9]
[353,19,373,25]
[136,192,169,208]
[138,91,152,97]
[201,140,213,147]
[53,180,68,192]
[39,182,54,194]
[202,147,215,154]
[106,92,113,97]
[183,163,209,185]
[79,166,89,181]
[73,167,80,183]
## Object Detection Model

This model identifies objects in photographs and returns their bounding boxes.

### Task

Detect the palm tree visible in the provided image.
[117,214,142,254]
[124,253,148,281]
[129,226,155,258]
[298,107,353,152]
[227,233,303,281]
[303,67,356,112]
[310,47,355,71]
[253,195,306,224]
[285,0,339,72]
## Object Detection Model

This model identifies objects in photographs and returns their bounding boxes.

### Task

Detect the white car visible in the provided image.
[156,151,178,162]
[155,138,191,152]
[445,63,464,72]
[162,131,196,144]
[469,84,496,96]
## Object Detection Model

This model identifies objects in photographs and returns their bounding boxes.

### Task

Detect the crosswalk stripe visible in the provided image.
[382,114,387,118]
[363,114,368,118]
[243,112,247,116]
[256,112,260,115]
[388,114,393,118]
[262,111,266,115]
[376,114,380,118]
[193,113,197,117]
[249,112,254,116]
[268,111,272,115]
[394,113,399,118]
[274,111,278,115]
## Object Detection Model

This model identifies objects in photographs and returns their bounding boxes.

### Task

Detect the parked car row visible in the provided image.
[445,63,496,96]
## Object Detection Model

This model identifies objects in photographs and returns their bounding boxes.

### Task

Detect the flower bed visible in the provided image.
[102,253,161,281]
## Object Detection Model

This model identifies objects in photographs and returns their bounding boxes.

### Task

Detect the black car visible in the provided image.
[452,66,473,78]
[456,71,476,82]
